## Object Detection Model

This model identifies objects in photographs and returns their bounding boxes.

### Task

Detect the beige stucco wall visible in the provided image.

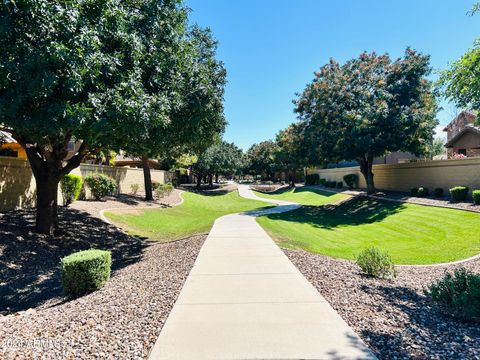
[0,157,172,211]
[308,157,480,194]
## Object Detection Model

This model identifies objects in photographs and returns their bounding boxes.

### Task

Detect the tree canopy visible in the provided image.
[245,141,278,180]
[0,0,225,233]
[295,49,438,193]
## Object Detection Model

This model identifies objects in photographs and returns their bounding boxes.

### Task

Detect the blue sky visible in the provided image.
[186,0,479,149]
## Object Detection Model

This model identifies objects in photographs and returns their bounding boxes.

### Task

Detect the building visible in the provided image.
[0,131,27,158]
[444,111,480,158]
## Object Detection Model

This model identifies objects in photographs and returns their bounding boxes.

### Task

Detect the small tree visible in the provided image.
[295,49,438,193]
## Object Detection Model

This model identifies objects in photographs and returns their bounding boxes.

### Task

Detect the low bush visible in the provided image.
[434,188,444,197]
[319,178,326,186]
[130,183,140,195]
[305,173,320,186]
[155,183,174,199]
[410,187,418,197]
[60,174,83,206]
[473,190,480,205]
[425,268,480,322]
[336,181,343,189]
[356,247,397,280]
[417,187,429,197]
[60,249,111,297]
[449,186,469,202]
[85,174,117,200]
[343,174,358,189]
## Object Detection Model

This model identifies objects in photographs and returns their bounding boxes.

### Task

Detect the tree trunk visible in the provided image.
[215,173,219,184]
[34,173,60,235]
[289,170,296,188]
[208,174,213,186]
[142,156,153,201]
[196,174,202,189]
[358,155,375,194]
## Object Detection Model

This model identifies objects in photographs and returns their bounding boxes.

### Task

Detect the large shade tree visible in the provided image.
[295,49,438,193]
[110,18,226,200]
[0,0,142,234]
[274,122,308,187]
[0,0,225,233]
[246,141,278,180]
[192,140,244,188]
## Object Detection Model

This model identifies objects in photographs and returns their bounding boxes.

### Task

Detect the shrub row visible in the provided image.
[305,173,320,185]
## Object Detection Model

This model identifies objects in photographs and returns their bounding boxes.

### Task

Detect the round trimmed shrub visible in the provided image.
[305,173,320,186]
[473,190,480,205]
[449,186,469,202]
[425,268,480,322]
[60,173,83,206]
[60,249,112,297]
[356,247,397,279]
[336,181,343,189]
[319,178,326,186]
[417,187,429,197]
[85,173,117,200]
[434,188,444,197]
[343,173,358,188]
[410,187,419,197]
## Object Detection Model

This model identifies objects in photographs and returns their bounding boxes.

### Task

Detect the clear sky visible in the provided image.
[186,0,479,149]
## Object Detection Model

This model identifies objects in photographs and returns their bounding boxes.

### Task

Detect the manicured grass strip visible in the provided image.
[253,186,349,206]
[257,197,480,265]
[105,191,269,242]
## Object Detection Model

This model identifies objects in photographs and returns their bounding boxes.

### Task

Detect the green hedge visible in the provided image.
[60,174,83,206]
[343,174,358,188]
[85,173,117,200]
[425,268,480,322]
[473,190,480,205]
[60,249,111,297]
[410,187,418,197]
[319,178,326,186]
[449,186,469,202]
[336,181,343,189]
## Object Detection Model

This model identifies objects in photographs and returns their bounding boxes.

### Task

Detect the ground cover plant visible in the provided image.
[105,191,269,241]
[257,196,480,264]
[253,186,348,206]
[356,247,397,279]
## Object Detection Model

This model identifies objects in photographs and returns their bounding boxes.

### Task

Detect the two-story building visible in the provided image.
[444,111,480,158]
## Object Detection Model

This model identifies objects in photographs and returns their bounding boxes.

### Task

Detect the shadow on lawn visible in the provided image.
[0,208,148,314]
[260,196,406,229]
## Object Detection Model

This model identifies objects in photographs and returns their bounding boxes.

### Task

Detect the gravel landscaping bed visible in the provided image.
[0,223,205,358]
[71,189,184,217]
[285,249,480,359]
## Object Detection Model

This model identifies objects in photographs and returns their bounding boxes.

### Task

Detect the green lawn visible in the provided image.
[105,191,269,241]
[257,196,480,265]
[253,186,349,206]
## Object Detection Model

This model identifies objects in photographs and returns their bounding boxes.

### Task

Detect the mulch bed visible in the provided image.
[0,200,205,359]
[285,249,480,359]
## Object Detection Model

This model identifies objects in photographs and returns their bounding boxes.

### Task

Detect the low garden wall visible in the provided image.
[0,157,172,211]
[308,157,480,194]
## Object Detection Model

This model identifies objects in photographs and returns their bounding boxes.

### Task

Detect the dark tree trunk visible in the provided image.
[196,174,202,189]
[215,173,219,184]
[208,174,213,186]
[289,170,296,188]
[142,156,153,201]
[358,154,375,194]
[33,172,60,235]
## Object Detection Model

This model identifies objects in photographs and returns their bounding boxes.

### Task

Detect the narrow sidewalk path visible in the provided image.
[149,185,375,359]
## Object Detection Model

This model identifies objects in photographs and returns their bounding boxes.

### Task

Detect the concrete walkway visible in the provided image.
[149,185,375,360]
